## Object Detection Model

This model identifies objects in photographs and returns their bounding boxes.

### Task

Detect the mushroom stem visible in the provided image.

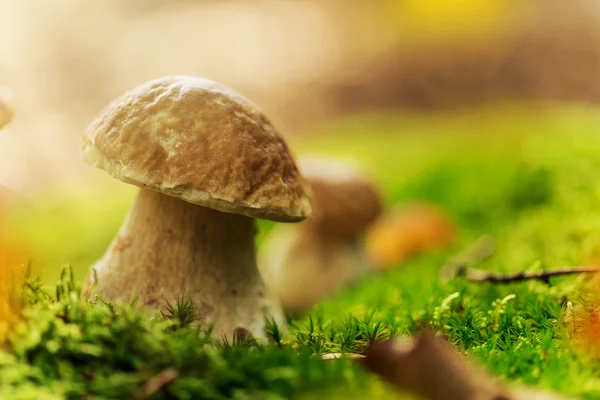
[84,188,286,340]
[261,225,371,315]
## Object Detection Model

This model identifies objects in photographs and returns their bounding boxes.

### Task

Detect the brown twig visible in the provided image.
[441,235,600,284]
[461,266,600,284]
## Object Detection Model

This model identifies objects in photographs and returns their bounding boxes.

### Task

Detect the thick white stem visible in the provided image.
[84,189,286,340]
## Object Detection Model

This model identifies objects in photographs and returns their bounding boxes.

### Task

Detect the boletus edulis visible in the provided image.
[260,156,382,314]
[82,76,312,340]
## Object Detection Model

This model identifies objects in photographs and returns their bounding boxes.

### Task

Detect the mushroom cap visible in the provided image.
[82,76,312,222]
[298,156,382,237]
[0,87,14,131]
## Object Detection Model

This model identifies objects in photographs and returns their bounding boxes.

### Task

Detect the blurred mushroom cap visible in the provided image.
[82,76,312,222]
[298,156,382,238]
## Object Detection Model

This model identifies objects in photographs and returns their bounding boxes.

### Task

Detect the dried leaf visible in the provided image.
[0,189,27,343]
[0,243,23,343]
[365,203,455,269]
[361,332,579,400]
[570,304,600,356]
[361,331,511,400]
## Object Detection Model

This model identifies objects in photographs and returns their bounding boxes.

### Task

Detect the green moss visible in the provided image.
[2,269,379,400]
[4,105,600,398]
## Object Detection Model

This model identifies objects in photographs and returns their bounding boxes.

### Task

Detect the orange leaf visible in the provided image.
[0,190,26,343]
[365,203,455,269]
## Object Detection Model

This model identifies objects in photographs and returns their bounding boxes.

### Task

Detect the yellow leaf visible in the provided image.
[383,0,519,45]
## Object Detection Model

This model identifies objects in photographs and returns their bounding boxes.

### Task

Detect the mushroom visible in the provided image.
[0,87,14,131]
[81,76,312,339]
[260,156,382,314]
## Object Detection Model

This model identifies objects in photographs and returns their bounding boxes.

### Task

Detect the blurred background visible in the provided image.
[2,0,600,283]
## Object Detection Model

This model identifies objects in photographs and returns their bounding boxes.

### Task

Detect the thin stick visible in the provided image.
[320,353,366,361]
[462,266,600,284]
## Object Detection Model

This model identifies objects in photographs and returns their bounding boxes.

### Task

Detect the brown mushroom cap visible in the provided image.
[82,76,311,222]
[298,156,382,238]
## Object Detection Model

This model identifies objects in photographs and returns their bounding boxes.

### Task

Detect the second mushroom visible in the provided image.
[260,156,382,314]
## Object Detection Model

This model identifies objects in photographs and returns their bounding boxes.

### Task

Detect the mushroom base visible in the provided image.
[83,188,286,340]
